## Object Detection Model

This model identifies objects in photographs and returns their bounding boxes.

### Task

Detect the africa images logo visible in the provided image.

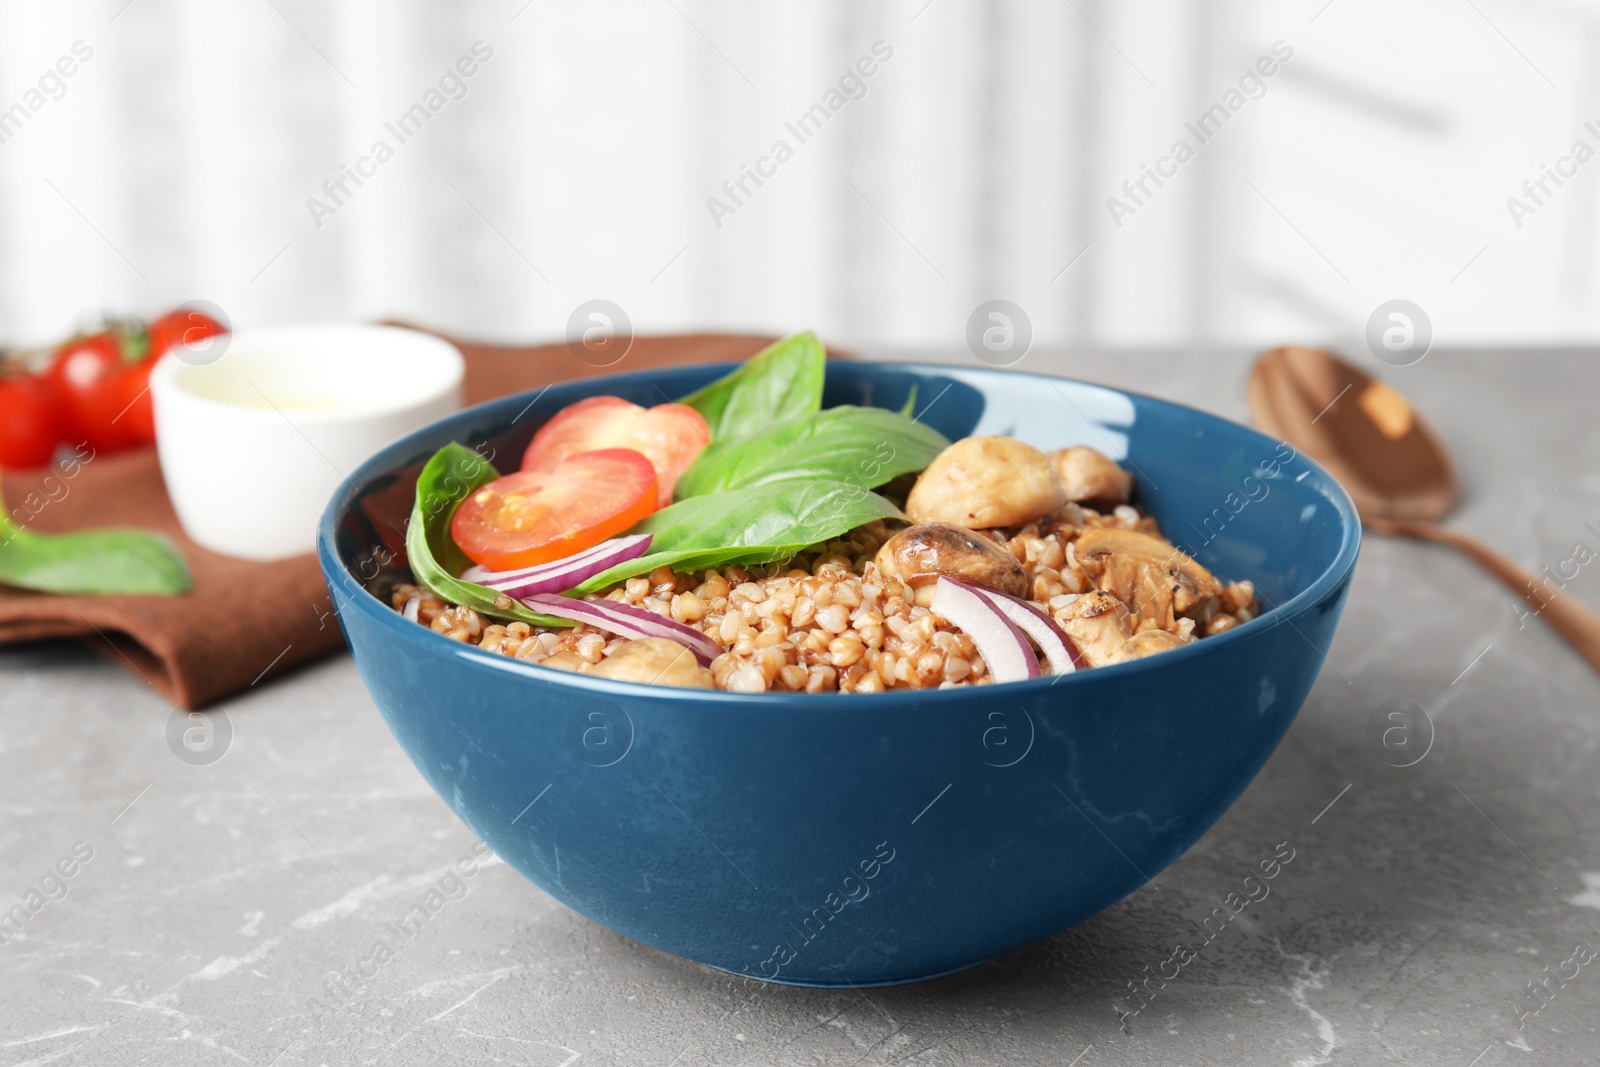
[705,41,894,228]
[1106,41,1294,228]
[305,41,494,228]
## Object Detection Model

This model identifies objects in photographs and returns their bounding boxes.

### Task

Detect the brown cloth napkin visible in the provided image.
[0,330,788,708]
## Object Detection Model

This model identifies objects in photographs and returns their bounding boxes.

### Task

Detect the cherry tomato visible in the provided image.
[522,396,710,507]
[115,357,160,445]
[148,307,227,363]
[0,374,65,468]
[452,449,658,571]
[47,332,143,453]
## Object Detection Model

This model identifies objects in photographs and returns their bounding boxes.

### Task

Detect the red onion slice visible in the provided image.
[459,535,653,598]
[961,582,1084,676]
[929,577,1040,683]
[522,592,721,666]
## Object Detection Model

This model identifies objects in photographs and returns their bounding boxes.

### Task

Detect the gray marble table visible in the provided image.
[4,346,1599,1067]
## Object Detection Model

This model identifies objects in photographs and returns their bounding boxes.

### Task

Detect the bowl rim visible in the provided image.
[317,359,1362,705]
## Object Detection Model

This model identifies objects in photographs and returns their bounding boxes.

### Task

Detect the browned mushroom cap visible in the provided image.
[906,436,1066,528]
[1055,590,1133,667]
[588,638,714,688]
[1049,445,1133,505]
[1105,629,1186,664]
[874,522,1030,607]
[1073,528,1221,630]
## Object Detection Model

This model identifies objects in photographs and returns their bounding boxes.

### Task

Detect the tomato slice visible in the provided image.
[451,449,658,571]
[522,396,709,507]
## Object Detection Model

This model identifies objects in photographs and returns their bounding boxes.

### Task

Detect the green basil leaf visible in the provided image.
[674,406,949,498]
[405,443,571,627]
[676,332,825,444]
[0,524,190,595]
[571,479,904,595]
[898,384,919,418]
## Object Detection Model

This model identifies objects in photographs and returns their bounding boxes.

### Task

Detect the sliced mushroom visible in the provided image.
[874,522,1029,607]
[1049,445,1132,506]
[587,637,715,689]
[1055,590,1133,668]
[906,436,1066,529]
[1073,528,1221,629]
[1105,629,1186,664]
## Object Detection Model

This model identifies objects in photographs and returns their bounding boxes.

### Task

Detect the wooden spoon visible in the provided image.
[1249,345,1600,674]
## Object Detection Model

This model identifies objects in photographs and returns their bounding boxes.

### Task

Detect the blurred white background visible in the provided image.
[0,0,1595,351]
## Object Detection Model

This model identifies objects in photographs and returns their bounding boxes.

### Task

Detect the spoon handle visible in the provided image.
[1369,517,1600,675]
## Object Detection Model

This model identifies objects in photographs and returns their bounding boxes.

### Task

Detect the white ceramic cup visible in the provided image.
[152,323,463,561]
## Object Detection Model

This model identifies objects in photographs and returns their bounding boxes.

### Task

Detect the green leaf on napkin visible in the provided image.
[0,485,191,596]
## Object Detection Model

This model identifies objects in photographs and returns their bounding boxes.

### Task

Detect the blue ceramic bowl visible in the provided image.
[318,361,1360,987]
